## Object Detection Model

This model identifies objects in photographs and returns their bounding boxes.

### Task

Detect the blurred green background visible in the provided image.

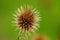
[0,0,60,40]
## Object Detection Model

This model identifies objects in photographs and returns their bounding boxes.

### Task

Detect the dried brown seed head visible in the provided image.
[17,9,35,31]
[12,5,41,32]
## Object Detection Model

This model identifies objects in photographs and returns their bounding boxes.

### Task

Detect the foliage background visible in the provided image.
[0,0,60,40]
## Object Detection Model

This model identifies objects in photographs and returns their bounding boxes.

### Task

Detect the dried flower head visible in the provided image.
[12,5,41,40]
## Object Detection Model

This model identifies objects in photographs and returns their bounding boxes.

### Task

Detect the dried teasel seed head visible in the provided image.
[12,5,41,32]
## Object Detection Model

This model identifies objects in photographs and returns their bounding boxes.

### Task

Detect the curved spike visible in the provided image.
[12,14,17,17]
[34,10,38,13]
[32,8,37,12]
[20,6,23,11]
[18,31,22,40]
[32,26,38,30]
[11,21,17,23]
[14,11,19,15]
[17,8,21,13]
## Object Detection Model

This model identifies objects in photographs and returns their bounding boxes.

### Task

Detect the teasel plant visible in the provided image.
[12,5,41,40]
